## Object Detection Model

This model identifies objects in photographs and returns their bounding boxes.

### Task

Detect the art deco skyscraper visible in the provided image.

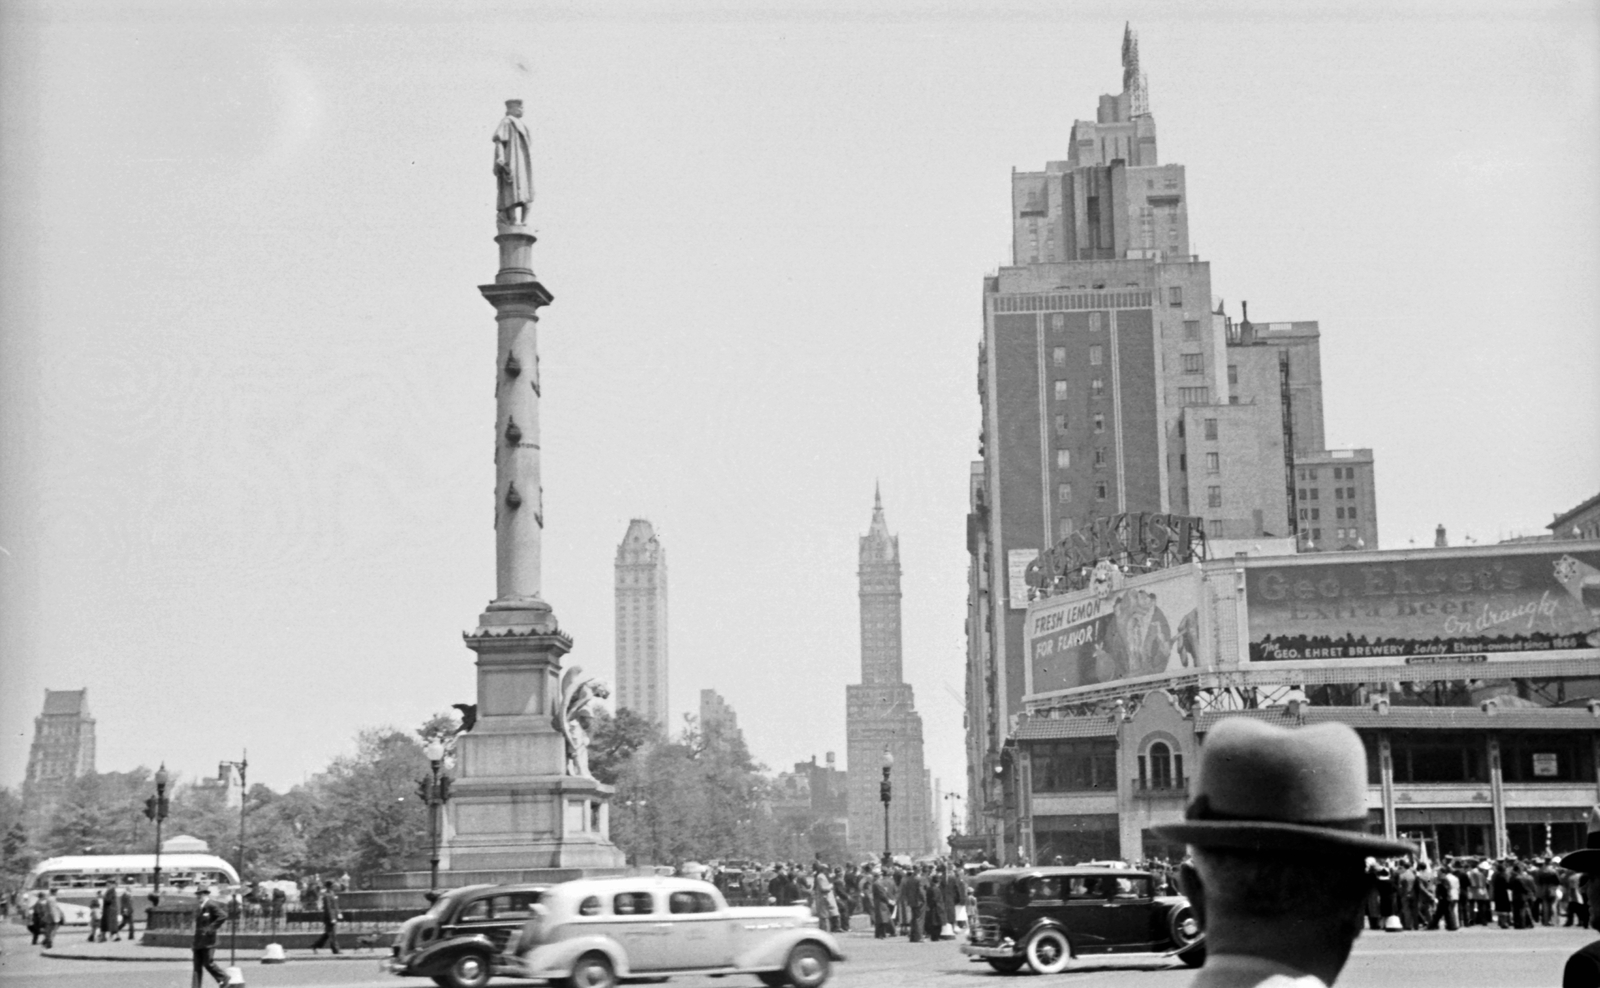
[846,487,931,856]
[615,519,669,728]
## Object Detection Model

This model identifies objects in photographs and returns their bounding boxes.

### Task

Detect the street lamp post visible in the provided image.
[143,764,170,908]
[879,748,894,866]
[420,738,452,896]
[224,752,248,968]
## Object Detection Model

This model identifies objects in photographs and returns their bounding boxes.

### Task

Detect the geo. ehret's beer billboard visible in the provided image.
[1244,547,1600,665]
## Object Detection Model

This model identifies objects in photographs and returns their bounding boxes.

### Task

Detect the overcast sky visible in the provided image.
[2,1,1596,812]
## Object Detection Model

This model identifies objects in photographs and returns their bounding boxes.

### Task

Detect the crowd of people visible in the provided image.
[695,857,975,940]
[1365,854,1585,931]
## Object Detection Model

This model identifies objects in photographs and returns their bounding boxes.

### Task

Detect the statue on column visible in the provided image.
[493,99,534,226]
[552,666,609,778]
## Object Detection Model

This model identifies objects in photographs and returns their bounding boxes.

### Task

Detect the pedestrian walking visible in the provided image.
[190,885,229,988]
[88,894,102,942]
[898,866,925,942]
[36,890,64,949]
[117,887,136,940]
[1150,717,1414,988]
[869,866,896,938]
[922,866,947,941]
[100,885,119,942]
[310,880,342,954]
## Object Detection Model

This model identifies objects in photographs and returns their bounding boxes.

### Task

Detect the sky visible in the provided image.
[2,1,1597,822]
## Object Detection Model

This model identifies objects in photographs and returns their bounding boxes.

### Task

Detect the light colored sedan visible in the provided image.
[513,875,844,988]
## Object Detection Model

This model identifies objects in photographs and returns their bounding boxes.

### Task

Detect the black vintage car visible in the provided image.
[960,866,1204,975]
[385,883,548,988]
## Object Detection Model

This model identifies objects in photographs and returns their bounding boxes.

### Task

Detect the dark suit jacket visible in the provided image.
[322,891,340,923]
[193,900,228,948]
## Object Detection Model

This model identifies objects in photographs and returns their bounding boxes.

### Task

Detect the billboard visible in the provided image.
[1026,566,1202,697]
[1244,548,1600,664]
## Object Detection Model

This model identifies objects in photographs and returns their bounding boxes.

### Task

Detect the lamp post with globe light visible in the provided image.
[142,764,170,907]
[879,748,894,865]
[419,738,452,896]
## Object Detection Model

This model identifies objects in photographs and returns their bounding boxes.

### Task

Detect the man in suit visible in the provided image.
[32,891,63,947]
[117,887,136,940]
[898,865,925,942]
[1153,718,1414,988]
[190,886,229,988]
[310,880,342,954]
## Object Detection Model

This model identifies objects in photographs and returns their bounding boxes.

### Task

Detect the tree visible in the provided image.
[587,707,661,786]
[299,727,430,877]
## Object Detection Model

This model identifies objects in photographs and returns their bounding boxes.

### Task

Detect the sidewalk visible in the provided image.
[37,935,386,963]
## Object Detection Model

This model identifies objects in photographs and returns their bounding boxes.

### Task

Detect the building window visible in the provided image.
[1034,740,1119,791]
[1093,448,1106,469]
[1207,486,1221,508]
[1055,414,1068,434]
[1298,488,1307,500]
[1228,364,1238,386]
[1307,468,1318,481]
[1093,413,1105,433]
[1179,454,1187,472]
[1182,353,1203,374]
[1144,741,1179,789]
[1205,452,1220,473]
[1168,286,1183,307]
[1183,319,1200,341]
[1204,418,1217,440]
[1346,487,1356,499]
[1348,507,1357,519]
[1179,387,1209,404]
[1057,483,1072,503]
[1312,527,1322,540]
[1052,346,1067,367]
[1311,508,1319,520]
[1055,448,1071,469]
[1058,518,1075,539]
[1089,344,1103,366]
[1208,519,1223,538]
[1332,467,1343,480]
[1298,508,1307,520]
[1095,482,1108,500]
[1335,488,1344,500]
[1336,507,1345,519]
[1052,313,1065,331]
[1089,312,1103,333]
[1091,377,1104,397]
[1310,489,1319,500]
[1389,732,1488,783]
[1054,380,1069,401]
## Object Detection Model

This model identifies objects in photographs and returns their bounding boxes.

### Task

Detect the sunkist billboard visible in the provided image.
[1243,547,1600,666]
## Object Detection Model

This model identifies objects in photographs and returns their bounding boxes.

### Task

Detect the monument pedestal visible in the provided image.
[444,599,625,873]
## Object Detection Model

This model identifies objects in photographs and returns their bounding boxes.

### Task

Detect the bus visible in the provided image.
[19,844,239,924]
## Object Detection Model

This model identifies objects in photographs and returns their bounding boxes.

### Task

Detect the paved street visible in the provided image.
[0,924,1584,987]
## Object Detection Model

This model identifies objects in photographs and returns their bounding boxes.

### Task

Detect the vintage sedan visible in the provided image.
[385,883,548,988]
[960,866,1204,975]
[513,876,844,988]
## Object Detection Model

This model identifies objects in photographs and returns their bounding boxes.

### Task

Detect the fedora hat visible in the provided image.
[1153,717,1413,856]
[1560,806,1600,873]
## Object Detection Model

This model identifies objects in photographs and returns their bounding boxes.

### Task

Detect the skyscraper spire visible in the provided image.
[1122,22,1149,117]
[874,480,883,511]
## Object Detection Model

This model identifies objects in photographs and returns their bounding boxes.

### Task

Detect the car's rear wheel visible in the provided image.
[1169,904,1205,968]
[758,974,787,988]
[565,952,617,988]
[986,957,1025,974]
[1024,927,1072,975]
[442,950,492,988]
[783,941,832,988]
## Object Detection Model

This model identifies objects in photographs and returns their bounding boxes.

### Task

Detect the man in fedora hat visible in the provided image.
[1154,717,1414,988]
[1559,807,1600,987]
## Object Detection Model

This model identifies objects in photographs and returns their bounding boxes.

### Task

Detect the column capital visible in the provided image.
[480,280,554,314]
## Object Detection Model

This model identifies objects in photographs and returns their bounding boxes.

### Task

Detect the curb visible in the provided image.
[40,949,388,963]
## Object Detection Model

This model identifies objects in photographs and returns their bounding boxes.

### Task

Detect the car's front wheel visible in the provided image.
[1169,904,1205,968]
[564,952,617,988]
[986,956,1025,974]
[783,941,832,988]
[441,950,492,988]
[1024,927,1072,975]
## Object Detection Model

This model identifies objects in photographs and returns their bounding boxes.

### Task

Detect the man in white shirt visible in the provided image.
[1153,718,1415,988]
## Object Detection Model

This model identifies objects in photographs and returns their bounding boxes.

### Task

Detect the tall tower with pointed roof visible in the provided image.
[614,519,669,728]
[22,689,96,828]
[847,488,932,857]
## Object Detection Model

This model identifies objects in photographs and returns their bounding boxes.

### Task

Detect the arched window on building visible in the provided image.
[1139,741,1183,791]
